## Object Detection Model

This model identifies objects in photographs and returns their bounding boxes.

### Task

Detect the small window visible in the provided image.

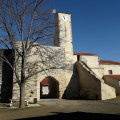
[108,70,112,75]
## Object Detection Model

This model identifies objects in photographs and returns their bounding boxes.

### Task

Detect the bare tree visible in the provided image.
[0,0,58,108]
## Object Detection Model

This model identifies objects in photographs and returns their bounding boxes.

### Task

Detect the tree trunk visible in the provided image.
[19,52,26,108]
[19,82,25,108]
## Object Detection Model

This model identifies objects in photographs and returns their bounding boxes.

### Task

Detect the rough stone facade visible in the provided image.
[103,76,120,96]
[0,12,119,102]
[76,61,116,100]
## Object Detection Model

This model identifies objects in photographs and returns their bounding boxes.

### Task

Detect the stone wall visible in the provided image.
[80,55,100,68]
[12,41,117,102]
[91,68,104,78]
[13,68,73,102]
[103,76,120,96]
[37,69,73,101]
[74,54,120,78]
[74,55,104,78]
[101,83,116,100]
[76,61,102,99]
[75,61,116,100]
[12,41,73,102]
[64,63,80,99]
[100,64,120,75]
[54,13,73,61]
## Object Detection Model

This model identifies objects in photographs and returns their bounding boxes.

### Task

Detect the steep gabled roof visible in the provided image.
[100,60,120,65]
[104,75,120,80]
[74,53,97,56]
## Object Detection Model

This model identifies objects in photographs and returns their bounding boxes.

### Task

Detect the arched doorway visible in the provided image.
[40,76,59,99]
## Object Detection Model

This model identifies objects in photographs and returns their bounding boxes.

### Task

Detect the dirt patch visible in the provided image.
[0,99,120,120]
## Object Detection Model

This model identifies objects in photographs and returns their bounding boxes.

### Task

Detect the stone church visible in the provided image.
[0,12,120,103]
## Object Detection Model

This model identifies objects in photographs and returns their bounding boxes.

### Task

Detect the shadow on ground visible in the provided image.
[16,111,120,120]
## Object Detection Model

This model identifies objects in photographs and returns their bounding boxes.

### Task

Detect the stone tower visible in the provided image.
[54,12,73,60]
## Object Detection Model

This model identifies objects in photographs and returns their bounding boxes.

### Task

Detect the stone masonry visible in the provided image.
[0,12,118,103]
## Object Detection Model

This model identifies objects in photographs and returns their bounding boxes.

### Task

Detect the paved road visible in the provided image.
[0,99,120,120]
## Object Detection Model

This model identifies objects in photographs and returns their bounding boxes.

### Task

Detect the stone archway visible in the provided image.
[40,76,59,99]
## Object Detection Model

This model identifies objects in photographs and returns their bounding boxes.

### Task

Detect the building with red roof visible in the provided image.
[100,60,120,65]
[0,12,119,103]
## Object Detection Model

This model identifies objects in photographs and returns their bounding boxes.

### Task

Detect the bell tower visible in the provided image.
[54,12,73,59]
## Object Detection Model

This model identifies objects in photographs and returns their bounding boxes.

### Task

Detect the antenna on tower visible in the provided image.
[51,9,56,13]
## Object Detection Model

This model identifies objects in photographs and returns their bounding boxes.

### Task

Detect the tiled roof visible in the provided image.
[74,53,97,56]
[100,60,120,65]
[104,75,120,80]
[41,78,48,85]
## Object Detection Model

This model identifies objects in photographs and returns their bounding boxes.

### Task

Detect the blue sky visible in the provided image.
[49,0,120,62]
